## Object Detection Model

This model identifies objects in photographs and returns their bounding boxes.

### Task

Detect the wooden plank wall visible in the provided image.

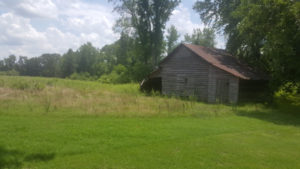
[208,65,239,103]
[157,45,239,103]
[160,46,210,101]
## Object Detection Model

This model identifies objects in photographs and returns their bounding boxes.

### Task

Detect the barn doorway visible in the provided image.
[215,79,229,103]
[140,77,162,93]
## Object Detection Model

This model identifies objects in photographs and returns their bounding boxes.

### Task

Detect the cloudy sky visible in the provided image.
[0,0,225,59]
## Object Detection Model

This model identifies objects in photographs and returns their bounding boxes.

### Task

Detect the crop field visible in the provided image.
[0,76,300,169]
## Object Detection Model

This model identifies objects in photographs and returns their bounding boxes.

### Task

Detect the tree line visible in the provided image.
[194,0,300,91]
[0,0,299,92]
[0,28,215,83]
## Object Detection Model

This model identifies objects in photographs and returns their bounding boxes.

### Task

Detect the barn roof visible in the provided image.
[160,44,267,80]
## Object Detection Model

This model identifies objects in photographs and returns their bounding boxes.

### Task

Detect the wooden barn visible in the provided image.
[141,44,268,103]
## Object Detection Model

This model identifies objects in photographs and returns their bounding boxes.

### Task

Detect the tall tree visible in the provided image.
[76,42,99,74]
[115,32,135,66]
[61,49,77,78]
[3,55,17,71]
[110,0,180,66]
[184,28,216,47]
[39,54,61,77]
[193,0,300,89]
[0,60,4,71]
[166,25,180,53]
[24,57,43,76]
[16,56,28,75]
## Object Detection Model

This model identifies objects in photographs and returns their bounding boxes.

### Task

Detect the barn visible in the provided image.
[141,44,268,103]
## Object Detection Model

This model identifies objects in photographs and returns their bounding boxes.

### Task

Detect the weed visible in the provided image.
[32,81,45,91]
[0,79,4,87]
[12,80,30,90]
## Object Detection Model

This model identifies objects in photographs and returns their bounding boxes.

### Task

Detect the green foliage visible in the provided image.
[166,25,180,53]
[0,70,19,76]
[274,82,300,113]
[3,55,16,71]
[110,0,181,66]
[98,64,130,84]
[130,62,153,81]
[11,80,45,91]
[76,42,99,74]
[68,72,97,81]
[193,0,300,90]
[184,28,216,47]
[39,54,61,77]
[98,62,153,84]
[60,49,77,78]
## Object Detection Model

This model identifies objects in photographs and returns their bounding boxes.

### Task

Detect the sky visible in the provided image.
[0,0,226,59]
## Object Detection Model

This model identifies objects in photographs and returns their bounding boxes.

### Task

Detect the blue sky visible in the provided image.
[0,0,225,59]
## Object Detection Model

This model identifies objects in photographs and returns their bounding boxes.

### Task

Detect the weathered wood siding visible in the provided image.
[208,65,239,103]
[160,46,210,101]
[156,45,240,103]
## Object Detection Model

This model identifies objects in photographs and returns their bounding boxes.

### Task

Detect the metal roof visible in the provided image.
[181,44,267,80]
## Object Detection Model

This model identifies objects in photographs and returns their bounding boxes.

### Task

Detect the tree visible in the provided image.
[115,32,135,66]
[184,28,216,47]
[16,56,28,75]
[110,0,181,66]
[166,25,180,53]
[76,42,99,75]
[40,53,61,77]
[24,57,42,76]
[193,0,300,90]
[3,55,17,71]
[0,60,5,71]
[61,49,77,78]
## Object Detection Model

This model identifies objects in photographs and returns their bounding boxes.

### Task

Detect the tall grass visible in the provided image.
[1,76,300,169]
[0,75,270,118]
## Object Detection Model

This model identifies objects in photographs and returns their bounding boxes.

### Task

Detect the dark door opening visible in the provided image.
[140,77,162,93]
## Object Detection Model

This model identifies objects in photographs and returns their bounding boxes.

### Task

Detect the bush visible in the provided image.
[98,64,131,84]
[11,80,45,91]
[274,82,300,113]
[0,79,4,87]
[12,80,30,90]
[130,63,152,82]
[0,70,19,76]
[68,72,97,81]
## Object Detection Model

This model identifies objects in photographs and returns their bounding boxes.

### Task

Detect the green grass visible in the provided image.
[0,76,300,169]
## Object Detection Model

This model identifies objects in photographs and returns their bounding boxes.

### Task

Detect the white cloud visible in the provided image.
[167,4,226,49]
[0,0,119,59]
[17,0,58,19]
[0,13,47,57]
[167,5,204,37]
[1,0,58,19]
[0,0,225,59]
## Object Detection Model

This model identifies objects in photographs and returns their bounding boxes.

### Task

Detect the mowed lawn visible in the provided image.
[0,76,300,169]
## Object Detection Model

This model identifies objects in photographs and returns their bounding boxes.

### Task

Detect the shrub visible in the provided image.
[0,70,19,76]
[0,79,4,87]
[130,63,152,82]
[12,81,30,90]
[68,72,97,81]
[274,82,300,113]
[98,64,131,84]
[11,80,45,91]
[32,81,45,91]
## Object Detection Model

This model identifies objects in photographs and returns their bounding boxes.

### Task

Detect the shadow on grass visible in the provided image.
[0,146,55,169]
[237,107,300,127]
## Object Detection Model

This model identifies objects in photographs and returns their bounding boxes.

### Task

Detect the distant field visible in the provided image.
[0,76,300,169]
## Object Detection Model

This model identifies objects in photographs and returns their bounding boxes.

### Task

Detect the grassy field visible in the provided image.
[0,76,300,169]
